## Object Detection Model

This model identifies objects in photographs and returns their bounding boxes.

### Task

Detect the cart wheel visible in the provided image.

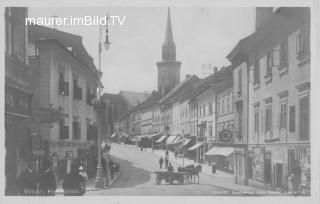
[156,176,161,185]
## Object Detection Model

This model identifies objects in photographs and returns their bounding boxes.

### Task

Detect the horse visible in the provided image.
[177,165,194,184]
[189,165,202,183]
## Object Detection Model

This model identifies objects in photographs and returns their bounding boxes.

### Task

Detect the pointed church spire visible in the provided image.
[162,7,176,61]
[164,7,174,45]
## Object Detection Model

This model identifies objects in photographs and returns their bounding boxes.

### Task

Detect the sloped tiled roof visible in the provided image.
[159,75,199,104]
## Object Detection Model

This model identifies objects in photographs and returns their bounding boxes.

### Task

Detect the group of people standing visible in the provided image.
[158,150,174,172]
[16,160,56,196]
[16,160,88,196]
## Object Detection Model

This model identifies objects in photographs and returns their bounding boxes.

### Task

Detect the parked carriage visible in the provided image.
[154,171,186,185]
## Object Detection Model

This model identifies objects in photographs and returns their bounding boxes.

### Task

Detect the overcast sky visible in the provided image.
[29,7,255,94]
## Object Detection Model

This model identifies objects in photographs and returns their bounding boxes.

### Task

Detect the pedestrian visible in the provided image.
[63,164,84,196]
[101,157,107,176]
[16,162,38,196]
[165,150,169,159]
[38,160,56,196]
[212,161,217,174]
[109,159,114,180]
[78,166,88,194]
[164,157,169,169]
[167,163,174,172]
[292,162,302,195]
[159,157,164,169]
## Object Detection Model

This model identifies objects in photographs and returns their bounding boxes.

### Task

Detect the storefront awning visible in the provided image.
[205,147,234,157]
[149,133,161,139]
[188,143,203,151]
[111,133,117,138]
[182,139,191,146]
[170,137,183,145]
[156,135,167,143]
[166,135,179,145]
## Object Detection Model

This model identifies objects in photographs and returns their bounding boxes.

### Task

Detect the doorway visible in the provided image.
[264,152,272,184]
[275,163,283,188]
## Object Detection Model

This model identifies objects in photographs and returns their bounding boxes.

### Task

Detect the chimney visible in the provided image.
[255,7,273,31]
[213,66,218,73]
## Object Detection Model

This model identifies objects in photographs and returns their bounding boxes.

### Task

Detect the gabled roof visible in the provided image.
[159,75,199,104]
[190,65,233,99]
[227,8,308,63]
[28,25,98,75]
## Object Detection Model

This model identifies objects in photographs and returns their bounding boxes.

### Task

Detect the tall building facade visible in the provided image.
[227,7,310,192]
[5,7,32,195]
[157,8,181,95]
[28,25,99,179]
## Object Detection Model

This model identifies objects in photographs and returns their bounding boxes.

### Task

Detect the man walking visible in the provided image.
[164,157,169,169]
[159,157,164,169]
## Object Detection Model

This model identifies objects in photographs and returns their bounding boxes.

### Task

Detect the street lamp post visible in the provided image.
[95,21,111,188]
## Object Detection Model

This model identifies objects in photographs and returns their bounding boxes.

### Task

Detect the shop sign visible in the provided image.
[273,149,284,163]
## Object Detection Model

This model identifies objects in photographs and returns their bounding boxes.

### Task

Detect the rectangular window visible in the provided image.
[272,49,280,67]
[265,105,272,133]
[203,104,206,116]
[266,51,273,77]
[59,72,64,95]
[209,102,213,115]
[227,96,230,112]
[221,99,225,114]
[299,95,309,140]
[209,125,213,137]
[279,101,288,129]
[217,101,220,115]
[280,40,288,68]
[238,68,242,94]
[73,121,81,140]
[296,34,303,54]
[254,111,259,133]
[60,120,69,139]
[254,60,260,84]
[289,106,296,132]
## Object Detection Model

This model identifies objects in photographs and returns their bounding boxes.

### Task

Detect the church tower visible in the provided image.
[157,8,181,94]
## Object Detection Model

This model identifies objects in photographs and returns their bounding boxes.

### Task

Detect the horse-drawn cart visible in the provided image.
[154,171,186,185]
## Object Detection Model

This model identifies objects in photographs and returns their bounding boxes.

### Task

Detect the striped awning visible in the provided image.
[182,139,191,146]
[166,135,179,145]
[170,137,183,145]
[188,143,203,151]
[111,133,117,138]
[156,135,167,143]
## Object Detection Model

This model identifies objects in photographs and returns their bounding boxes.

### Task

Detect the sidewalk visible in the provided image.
[145,147,274,194]
[55,171,120,195]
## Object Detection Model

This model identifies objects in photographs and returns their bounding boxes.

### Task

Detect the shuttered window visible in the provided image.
[299,95,309,140]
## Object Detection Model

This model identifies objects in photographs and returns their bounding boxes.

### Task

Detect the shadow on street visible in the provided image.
[109,155,151,188]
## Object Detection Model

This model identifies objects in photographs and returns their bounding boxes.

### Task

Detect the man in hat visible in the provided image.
[16,162,38,196]
[63,164,84,196]
[38,160,56,196]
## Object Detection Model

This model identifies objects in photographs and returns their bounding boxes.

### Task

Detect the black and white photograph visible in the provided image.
[2,0,319,202]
